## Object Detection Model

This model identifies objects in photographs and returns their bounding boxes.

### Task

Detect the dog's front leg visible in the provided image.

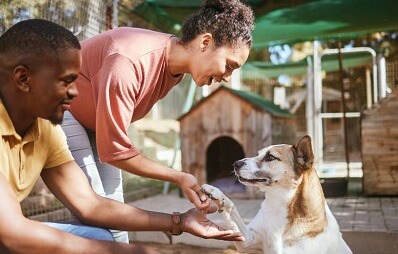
[262,235,283,254]
[226,205,262,251]
[201,184,260,250]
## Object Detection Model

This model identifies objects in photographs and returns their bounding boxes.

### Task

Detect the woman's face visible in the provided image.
[189,35,250,86]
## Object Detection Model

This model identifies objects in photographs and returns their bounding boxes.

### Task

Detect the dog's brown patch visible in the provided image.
[283,136,327,245]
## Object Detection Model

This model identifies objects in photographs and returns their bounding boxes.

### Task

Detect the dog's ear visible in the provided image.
[294,135,314,170]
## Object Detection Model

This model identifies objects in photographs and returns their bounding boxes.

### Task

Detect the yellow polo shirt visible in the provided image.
[0,99,73,202]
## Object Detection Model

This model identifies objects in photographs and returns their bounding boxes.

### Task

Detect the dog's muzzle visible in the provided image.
[233,160,273,185]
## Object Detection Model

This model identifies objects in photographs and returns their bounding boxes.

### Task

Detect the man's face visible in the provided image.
[27,48,81,124]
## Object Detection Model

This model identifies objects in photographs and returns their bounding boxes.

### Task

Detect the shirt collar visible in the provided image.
[0,98,40,142]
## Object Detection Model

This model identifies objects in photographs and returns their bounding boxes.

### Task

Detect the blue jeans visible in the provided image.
[61,111,129,243]
[44,222,114,241]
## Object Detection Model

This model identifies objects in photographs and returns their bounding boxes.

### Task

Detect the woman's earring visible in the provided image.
[201,48,205,52]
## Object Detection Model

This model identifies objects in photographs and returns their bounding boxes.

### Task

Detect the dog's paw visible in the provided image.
[201,184,233,213]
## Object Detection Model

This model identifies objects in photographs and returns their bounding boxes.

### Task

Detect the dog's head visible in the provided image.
[234,135,314,191]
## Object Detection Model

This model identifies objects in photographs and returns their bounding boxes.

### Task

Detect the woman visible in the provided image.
[62,0,254,242]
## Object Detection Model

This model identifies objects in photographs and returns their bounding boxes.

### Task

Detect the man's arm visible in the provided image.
[41,160,177,232]
[0,171,156,254]
[41,161,243,241]
[110,154,211,210]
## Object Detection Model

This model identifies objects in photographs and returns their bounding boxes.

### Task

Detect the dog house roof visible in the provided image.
[362,88,398,116]
[178,86,293,121]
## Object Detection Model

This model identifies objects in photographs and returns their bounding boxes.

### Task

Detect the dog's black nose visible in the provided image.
[233,160,246,168]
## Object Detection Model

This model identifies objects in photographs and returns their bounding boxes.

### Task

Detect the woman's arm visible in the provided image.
[110,154,211,210]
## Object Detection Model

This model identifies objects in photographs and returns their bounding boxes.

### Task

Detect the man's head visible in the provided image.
[0,19,81,56]
[0,19,81,125]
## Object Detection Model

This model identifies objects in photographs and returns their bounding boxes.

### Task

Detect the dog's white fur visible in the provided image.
[202,136,352,254]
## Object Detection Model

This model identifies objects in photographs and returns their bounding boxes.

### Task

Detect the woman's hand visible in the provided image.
[181,207,244,241]
[178,173,211,210]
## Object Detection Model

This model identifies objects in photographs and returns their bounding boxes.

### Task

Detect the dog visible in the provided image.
[202,136,352,254]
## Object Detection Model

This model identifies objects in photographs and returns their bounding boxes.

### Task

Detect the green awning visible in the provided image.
[132,0,265,34]
[253,0,398,47]
[130,0,398,47]
[242,52,372,79]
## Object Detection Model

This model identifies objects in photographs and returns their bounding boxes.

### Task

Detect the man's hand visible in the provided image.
[181,207,245,241]
[178,173,211,210]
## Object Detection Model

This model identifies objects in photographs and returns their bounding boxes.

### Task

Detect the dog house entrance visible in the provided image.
[206,136,246,194]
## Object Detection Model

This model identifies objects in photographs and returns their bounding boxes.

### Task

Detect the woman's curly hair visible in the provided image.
[180,0,255,48]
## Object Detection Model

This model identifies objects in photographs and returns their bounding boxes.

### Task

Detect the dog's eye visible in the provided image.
[264,154,276,162]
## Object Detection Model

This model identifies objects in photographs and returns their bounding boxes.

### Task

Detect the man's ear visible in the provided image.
[13,65,30,92]
[199,33,213,52]
[294,135,314,170]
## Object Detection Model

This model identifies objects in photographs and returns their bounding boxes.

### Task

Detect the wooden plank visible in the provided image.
[362,162,398,169]
[363,178,398,184]
[363,163,398,171]
[362,155,398,162]
[363,184,398,191]
[362,135,398,142]
[362,143,398,148]
[362,120,398,128]
[363,176,398,183]
[363,172,398,177]
[362,114,398,120]
[363,175,397,181]
[362,146,398,154]
[362,151,398,156]
[364,172,398,178]
[362,127,398,137]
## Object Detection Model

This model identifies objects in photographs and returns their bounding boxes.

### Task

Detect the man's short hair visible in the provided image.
[0,19,80,57]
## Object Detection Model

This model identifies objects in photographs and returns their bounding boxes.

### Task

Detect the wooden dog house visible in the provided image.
[362,89,398,195]
[178,86,295,197]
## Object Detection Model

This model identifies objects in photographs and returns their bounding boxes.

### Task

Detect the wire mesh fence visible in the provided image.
[386,59,398,90]
[0,0,107,40]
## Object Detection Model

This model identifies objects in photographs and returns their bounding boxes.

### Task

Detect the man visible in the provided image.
[0,19,243,254]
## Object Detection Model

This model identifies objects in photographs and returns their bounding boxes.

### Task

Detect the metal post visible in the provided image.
[313,41,323,167]
[306,56,315,144]
[365,67,372,108]
[337,42,350,179]
[378,55,387,99]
